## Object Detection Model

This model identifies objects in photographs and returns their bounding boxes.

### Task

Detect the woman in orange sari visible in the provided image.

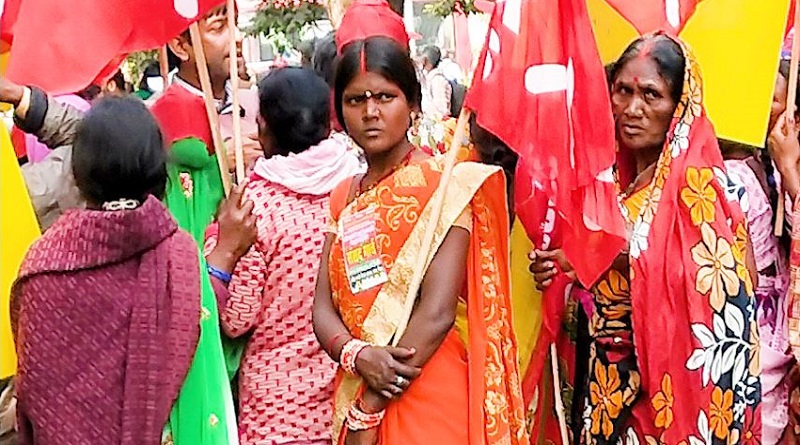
[312,2,528,444]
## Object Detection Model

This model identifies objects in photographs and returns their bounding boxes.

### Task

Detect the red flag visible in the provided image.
[3,0,224,94]
[466,0,625,287]
[603,0,702,34]
[464,0,626,419]
[0,0,22,52]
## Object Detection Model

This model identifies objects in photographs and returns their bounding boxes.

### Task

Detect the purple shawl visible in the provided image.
[11,196,200,444]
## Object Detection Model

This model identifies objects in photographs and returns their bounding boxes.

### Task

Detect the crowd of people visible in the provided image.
[3,0,800,444]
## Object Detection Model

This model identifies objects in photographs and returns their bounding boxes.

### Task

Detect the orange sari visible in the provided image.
[327,157,528,444]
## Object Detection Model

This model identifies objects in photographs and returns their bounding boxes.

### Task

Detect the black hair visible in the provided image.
[76,85,102,102]
[139,60,162,92]
[386,0,403,15]
[422,45,442,68]
[167,41,184,72]
[470,114,518,179]
[72,97,167,205]
[334,36,421,132]
[604,62,615,87]
[609,34,685,105]
[470,113,518,225]
[258,67,331,155]
[108,70,127,92]
[313,32,338,88]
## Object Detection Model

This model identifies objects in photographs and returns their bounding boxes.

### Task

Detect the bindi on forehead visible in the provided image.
[620,58,667,88]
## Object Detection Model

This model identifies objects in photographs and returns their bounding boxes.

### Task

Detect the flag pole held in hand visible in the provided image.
[158,46,170,86]
[189,22,232,196]
[777,0,800,237]
[391,107,471,344]
[227,0,245,184]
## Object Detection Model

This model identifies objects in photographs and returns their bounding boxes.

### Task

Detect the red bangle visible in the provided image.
[341,339,370,375]
[327,333,350,357]
[346,396,385,431]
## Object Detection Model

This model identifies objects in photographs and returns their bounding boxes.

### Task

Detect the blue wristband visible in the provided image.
[207,265,232,284]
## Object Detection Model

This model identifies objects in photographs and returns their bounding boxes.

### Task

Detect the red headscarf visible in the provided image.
[335,0,409,53]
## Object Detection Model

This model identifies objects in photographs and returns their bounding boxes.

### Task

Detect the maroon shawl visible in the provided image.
[11,196,201,444]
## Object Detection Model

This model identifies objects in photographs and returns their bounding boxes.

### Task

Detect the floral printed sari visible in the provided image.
[582,35,761,445]
[326,156,528,445]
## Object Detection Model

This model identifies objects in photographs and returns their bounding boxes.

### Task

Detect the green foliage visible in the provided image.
[245,0,327,53]
[126,50,158,85]
[423,0,481,18]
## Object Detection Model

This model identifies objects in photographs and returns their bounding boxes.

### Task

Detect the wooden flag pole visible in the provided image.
[158,45,170,86]
[227,0,245,183]
[550,345,570,445]
[189,22,232,196]
[777,0,800,237]
[787,0,800,128]
[391,107,471,344]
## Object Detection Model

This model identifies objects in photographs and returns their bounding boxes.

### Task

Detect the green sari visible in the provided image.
[162,137,237,444]
[163,255,238,445]
[164,137,225,245]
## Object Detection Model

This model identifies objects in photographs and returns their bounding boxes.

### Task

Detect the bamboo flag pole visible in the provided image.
[551,340,570,445]
[227,0,245,183]
[777,0,800,237]
[189,22,232,196]
[158,46,170,86]
[391,107,471,344]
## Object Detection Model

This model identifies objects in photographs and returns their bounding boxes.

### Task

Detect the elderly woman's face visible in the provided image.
[611,56,678,153]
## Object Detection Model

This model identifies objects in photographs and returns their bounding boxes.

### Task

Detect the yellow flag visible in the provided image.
[587,0,791,147]
[0,124,40,377]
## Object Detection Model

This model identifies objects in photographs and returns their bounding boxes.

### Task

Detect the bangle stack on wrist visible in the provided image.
[340,339,369,376]
[346,397,385,431]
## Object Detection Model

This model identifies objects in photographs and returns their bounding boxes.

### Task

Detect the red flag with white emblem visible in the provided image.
[604,0,702,35]
[466,0,625,289]
[3,0,224,94]
[464,0,626,425]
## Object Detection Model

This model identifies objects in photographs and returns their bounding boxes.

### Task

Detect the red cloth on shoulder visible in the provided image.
[150,83,214,154]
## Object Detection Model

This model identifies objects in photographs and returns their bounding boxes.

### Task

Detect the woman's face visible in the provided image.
[341,71,412,157]
[611,56,678,154]
[770,72,788,133]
